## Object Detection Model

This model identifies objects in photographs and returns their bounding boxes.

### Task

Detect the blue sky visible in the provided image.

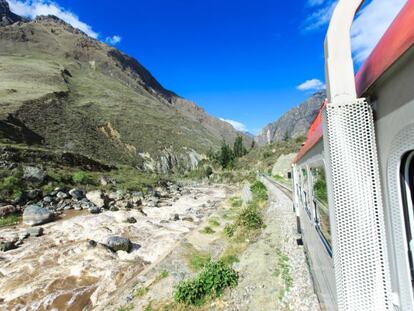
[9,0,406,134]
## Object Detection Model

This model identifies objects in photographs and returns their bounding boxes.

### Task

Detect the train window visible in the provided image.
[301,168,312,219]
[311,166,332,248]
[401,151,414,290]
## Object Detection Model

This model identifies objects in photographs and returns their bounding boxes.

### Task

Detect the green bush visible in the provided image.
[237,204,264,229]
[208,217,220,227]
[224,223,236,237]
[201,226,215,234]
[229,196,242,208]
[174,261,238,306]
[0,176,24,201]
[72,171,91,184]
[48,170,71,183]
[205,166,213,178]
[251,180,268,201]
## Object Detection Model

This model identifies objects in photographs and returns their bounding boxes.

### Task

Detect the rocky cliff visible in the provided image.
[0,0,24,26]
[255,91,326,145]
[0,4,251,173]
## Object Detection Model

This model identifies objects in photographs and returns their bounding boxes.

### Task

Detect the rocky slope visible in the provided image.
[255,91,326,145]
[0,0,24,26]
[0,3,250,173]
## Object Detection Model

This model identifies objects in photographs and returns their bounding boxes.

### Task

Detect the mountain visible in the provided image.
[0,0,24,26]
[0,7,251,173]
[255,91,326,145]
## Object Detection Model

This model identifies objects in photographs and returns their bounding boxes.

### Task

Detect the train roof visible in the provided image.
[293,0,414,165]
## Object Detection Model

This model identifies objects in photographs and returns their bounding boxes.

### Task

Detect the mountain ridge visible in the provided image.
[0,7,251,173]
[255,91,326,145]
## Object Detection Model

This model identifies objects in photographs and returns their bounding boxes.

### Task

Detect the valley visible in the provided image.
[0,1,324,310]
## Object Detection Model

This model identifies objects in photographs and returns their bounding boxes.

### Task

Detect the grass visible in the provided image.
[0,214,19,227]
[182,242,212,271]
[117,304,134,311]
[274,248,293,300]
[229,196,242,208]
[0,173,24,202]
[219,245,240,266]
[154,270,169,283]
[208,217,220,227]
[200,226,215,234]
[133,286,149,298]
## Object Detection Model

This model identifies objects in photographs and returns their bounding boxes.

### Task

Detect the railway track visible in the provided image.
[261,175,293,197]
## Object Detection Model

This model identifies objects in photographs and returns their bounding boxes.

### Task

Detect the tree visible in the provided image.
[283,130,289,142]
[233,136,247,158]
[251,140,256,149]
[219,141,234,168]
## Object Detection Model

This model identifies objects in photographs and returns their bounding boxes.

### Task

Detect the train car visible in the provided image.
[292,1,414,310]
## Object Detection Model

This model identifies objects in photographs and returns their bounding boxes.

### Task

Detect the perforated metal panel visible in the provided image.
[323,99,392,310]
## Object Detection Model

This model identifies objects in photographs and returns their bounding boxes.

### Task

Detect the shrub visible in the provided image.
[208,217,220,227]
[229,196,242,208]
[224,223,236,237]
[205,166,213,178]
[174,261,238,306]
[201,226,215,234]
[251,180,268,201]
[48,170,71,183]
[237,204,264,230]
[72,171,90,184]
[0,176,24,201]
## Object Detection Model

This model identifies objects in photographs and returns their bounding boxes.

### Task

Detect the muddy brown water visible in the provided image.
[0,186,226,310]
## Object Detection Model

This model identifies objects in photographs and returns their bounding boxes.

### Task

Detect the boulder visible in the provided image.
[86,190,107,208]
[126,217,137,224]
[0,241,16,252]
[115,200,133,210]
[25,189,42,200]
[105,236,132,252]
[56,191,68,200]
[89,206,101,214]
[23,205,54,226]
[100,176,109,186]
[69,188,84,200]
[0,205,17,217]
[26,227,44,237]
[87,239,97,249]
[43,196,53,204]
[23,166,47,184]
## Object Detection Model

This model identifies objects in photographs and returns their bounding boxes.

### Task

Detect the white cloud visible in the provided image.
[307,0,326,7]
[297,79,325,91]
[351,0,406,62]
[8,0,98,38]
[302,0,337,32]
[105,35,122,45]
[220,118,248,132]
[303,0,406,63]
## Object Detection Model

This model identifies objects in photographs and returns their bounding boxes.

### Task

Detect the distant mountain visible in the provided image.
[255,91,326,145]
[0,4,251,173]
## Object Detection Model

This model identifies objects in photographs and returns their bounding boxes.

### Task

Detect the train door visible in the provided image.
[401,151,414,292]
